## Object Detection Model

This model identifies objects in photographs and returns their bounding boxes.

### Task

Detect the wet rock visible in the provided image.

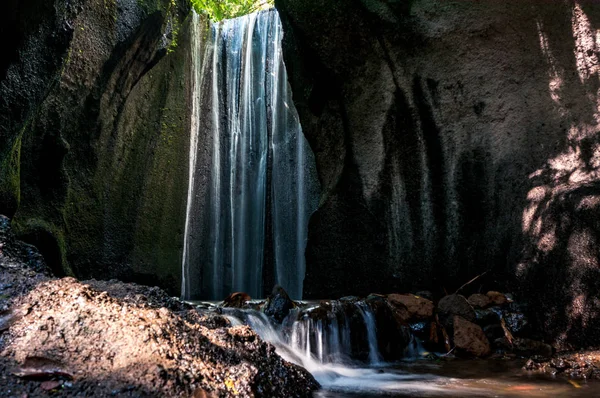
[483,324,505,342]
[263,285,295,323]
[386,299,411,324]
[524,351,600,379]
[500,303,530,336]
[474,308,501,326]
[524,358,544,371]
[365,296,412,360]
[438,294,476,328]
[495,337,553,358]
[193,389,218,398]
[415,291,433,301]
[453,316,491,357]
[222,292,251,308]
[486,291,509,306]
[550,357,571,371]
[409,322,428,334]
[387,293,434,320]
[468,294,491,309]
[339,296,360,303]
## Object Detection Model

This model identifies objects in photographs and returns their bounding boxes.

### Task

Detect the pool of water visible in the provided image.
[313,359,599,397]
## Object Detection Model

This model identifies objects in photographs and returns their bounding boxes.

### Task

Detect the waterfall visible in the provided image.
[355,302,382,365]
[182,10,319,300]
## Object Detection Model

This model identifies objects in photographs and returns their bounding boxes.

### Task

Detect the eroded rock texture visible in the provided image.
[276,0,600,348]
[0,0,196,294]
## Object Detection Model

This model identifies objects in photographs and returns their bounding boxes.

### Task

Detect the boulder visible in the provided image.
[438,294,476,328]
[366,295,412,361]
[387,293,434,320]
[263,285,295,323]
[495,337,553,358]
[222,292,251,308]
[474,308,501,326]
[468,294,492,309]
[501,303,530,336]
[483,324,505,342]
[486,291,509,306]
[453,316,491,357]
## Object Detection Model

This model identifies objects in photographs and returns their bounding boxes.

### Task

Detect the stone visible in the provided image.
[494,337,553,358]
[501,303,530,336]
[387,293,434,321]
[263,285,295,323]
[486,291,508,306]
[474,308,501,326]
[468,293,492,309]
[483,323,505,342]
[438,294,476,328]
[453,315,491,357]
[222,292,251,308]
[365,295,412,360]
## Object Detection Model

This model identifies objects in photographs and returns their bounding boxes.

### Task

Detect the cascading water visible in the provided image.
[355,302,382,365]
[182,10,319,300]
[217,301,472,397]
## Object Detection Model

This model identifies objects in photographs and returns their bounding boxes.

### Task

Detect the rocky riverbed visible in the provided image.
[3,211,600,398]
[0,216,318,397]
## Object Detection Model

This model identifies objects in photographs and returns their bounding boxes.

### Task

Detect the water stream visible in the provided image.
[205,301,600,397]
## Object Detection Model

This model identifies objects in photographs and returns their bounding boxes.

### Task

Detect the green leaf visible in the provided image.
[190,0,274,22]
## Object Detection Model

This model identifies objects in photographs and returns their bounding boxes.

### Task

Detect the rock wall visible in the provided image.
[276,0,600,348]
[0,0,198,295]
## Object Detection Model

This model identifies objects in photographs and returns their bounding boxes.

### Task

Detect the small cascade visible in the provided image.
[404,333,426,360]
[215,302,452,396]
[220,300,388,366]
[182,9,319,300]
[289,307,353,364]
[355,302,382,365]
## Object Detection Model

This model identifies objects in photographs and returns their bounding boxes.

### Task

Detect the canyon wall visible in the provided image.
[0,0,197,294]
[277,0,600,348]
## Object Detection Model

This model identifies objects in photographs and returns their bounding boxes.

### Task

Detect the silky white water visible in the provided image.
[218,304,488,397]
[181,9,319,300]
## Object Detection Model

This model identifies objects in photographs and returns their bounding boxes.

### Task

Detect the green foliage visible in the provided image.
[190,0,273,22]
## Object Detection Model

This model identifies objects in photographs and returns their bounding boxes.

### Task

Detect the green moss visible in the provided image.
[13,217,74,277]
[190,0,274,21]
[0,131,23,217]
[167,23,180,53]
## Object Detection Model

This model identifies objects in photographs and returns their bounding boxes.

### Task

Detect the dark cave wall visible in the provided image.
[276,0,600,348]
[0,0,198,295]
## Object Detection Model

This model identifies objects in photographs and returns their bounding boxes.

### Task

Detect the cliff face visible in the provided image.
[276,0,600,348]
[0,0,198,294]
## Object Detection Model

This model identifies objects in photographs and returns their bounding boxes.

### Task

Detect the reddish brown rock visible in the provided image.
[222,292,251,308]
[438,294,476,326]
[453,315,491,357]
[467,293,492,309]
[387,294,434,320]
[486,291,508,306]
